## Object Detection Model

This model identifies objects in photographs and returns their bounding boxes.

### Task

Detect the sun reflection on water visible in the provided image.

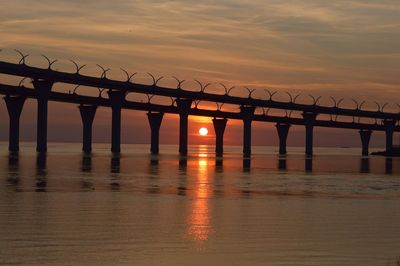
[187,150,212,244]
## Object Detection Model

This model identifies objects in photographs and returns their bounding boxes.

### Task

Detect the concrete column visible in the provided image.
[360,158,370,173]
[385,157,393,175]
[302,112,317,156]
[359,129,372,156]
[81,154,92,172]
[276,123,290,155]
[35,152,47,191]
[305,157,313,172]
[176,99,192,155]
[79,105,97,153]
[212,118,228,156]
[278,156,287,170]
[110,155,121,191]
[243,157,251,172]
[147,112,164,154]
[32,79,53,152]
[240,106,256,157]
[4,95,26,152]
[384,119,396,155]
[108,90,126,154]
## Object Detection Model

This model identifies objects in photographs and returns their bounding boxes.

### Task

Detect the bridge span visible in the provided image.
[0,56,399,157]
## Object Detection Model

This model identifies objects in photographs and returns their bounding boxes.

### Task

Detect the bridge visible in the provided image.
[0,52,399,157]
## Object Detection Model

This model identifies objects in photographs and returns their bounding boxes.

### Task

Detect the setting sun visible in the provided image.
[199,127,208,136]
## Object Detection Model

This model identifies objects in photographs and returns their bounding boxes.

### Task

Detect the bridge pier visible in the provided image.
[212,118,227,156]
[276,123,290,155]
[79,105,97,153]
[359,129,372,156]
[147,112,164,154]
[384,119,396,155]
[32,79,54,153]
[4,95,26,152]
[240,106,256,157]
[108,90,126,154]
[302,112,317,156]
[176,99,193,155]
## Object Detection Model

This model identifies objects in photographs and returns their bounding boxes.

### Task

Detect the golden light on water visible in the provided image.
[187,151,212,244]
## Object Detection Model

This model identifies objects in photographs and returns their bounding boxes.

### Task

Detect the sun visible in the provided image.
[199,127,208,136]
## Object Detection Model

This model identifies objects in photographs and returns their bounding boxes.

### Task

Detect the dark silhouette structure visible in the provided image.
[0,54,399,160]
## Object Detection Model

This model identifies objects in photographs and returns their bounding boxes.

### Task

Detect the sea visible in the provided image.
[0,143,400,266]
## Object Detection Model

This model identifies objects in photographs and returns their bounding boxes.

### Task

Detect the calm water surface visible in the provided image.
[1,143,400,265]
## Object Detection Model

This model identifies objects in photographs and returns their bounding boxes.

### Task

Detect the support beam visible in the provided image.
[359,129,372,156]
[32,79,53,152]
[108,90,126,154]
[278,156,287,170]
[212,118,227,156]
[176,99,192,155]
[79,105,97,153]
[147,112,164,154]
[4,95,26,152]
[240,106,256,157]
[275,123,290,155]
[384,119,396,155]
[302,112,317,156]
[360,158,370,173]
[305,157,313,172]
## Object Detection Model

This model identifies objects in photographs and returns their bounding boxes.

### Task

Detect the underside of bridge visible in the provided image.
[0,58,399,158]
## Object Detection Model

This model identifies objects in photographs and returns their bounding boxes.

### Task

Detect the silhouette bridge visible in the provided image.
[0,53,399,157]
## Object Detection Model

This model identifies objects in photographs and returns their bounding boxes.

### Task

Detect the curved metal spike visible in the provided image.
[193,100,201,109]
[172,76,185,90]
[315,96,322,105]
[203,83,211,93]
[262,107,271,116]
[41,54,58,70]
[96,64,110,79]
[215,102,224,111]
[264,89,277,101]
[219,83,235,96]
[284,110,289,117]
[308,94,321,105]
[374,101,381,112]
[351,98,359,110]
[293,93,301,103]
[245,87,255,98]
[170,97,175,106]
[196,80,211,93]
[359,100,366,111]
[330,96,337,108]
[285,91,293,102]
[288,110,293,118]
[381,103,389,113]
[14,49,29,65]
[396,103,400,113]
[120,68,136,83]
[147,73,164,86]
[97,88,106,98]
[69,59,86,74]
[227,87,235,95]
[337,98,344,108]
[194,80,203,92]
[72,85,80,94]
[146,94,154,103]
[18,77,28,87]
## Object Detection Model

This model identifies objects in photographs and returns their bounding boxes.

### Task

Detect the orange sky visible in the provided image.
[0,0,399,147]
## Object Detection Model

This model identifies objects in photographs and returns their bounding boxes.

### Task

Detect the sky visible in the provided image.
[0,0,399,147]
